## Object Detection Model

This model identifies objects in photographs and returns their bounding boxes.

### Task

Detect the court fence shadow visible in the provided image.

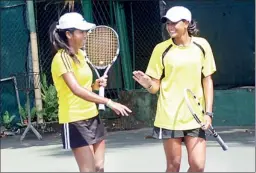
[1,126,254,156]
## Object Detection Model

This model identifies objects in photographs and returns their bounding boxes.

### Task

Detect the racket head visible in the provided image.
[184,88,205,125]
[84,25,120,69]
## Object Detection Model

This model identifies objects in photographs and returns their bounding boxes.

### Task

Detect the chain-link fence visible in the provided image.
[124,1,163,89]
[35,0,163,90]
[1,1,30,131]
[2,0,255,132]
[34,0,84,84]
[1,0,255,134]
[1,0,164,131]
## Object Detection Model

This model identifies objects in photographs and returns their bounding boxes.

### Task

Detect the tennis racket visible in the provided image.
[184,88,228,151]
[83,25,120,111]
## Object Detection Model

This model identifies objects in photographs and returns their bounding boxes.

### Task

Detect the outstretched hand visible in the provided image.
[107,100,132,116]
[132,71,152,88]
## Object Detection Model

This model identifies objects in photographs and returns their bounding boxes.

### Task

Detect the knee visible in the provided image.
[166,158,181,172]
[95,160,104,172]
[189,160,205,172]
[190,165,204,172]
[77,160,96,172]
[95,166,104,172]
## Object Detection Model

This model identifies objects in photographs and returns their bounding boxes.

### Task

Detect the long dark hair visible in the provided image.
[187,19,199,36]
[49,22,80,64]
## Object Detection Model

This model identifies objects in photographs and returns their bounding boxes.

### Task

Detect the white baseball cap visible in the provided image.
[161,6,192,23]
[56,12,96,30]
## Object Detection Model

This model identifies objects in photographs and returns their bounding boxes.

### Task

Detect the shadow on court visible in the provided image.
[0,132,62,150]
[1,126,255,172]
[1,126,254,154]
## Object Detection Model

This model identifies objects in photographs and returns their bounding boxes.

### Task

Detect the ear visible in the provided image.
[65,31,72,39]
[183,20,189,29]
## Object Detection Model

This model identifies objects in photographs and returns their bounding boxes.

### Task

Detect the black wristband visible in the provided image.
[205,112,214,118]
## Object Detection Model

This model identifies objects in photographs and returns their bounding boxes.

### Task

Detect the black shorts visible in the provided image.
[152,126,206,140]
[61,115,106,149]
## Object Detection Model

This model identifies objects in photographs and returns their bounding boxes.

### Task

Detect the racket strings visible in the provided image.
[85,27,118,67]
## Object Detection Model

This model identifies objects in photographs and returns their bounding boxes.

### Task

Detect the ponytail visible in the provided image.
[49,22,80,64]
[188,19,199,36]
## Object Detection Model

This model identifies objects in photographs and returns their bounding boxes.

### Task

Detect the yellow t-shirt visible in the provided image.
[146,37,216,130]
[51,49,98,124]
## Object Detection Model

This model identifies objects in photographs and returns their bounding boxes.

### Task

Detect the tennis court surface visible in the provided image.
[1,126,255,172]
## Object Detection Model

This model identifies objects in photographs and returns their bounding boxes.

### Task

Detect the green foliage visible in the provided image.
[18,103,37,122]
[40,73,59,122]
[1,73,59,130]
[0,111,16,130]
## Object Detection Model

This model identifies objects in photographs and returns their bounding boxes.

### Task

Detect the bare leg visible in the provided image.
[184,136,206,172]
[163,138,183,172]
[93,140,106,172]
[72,146,95,172]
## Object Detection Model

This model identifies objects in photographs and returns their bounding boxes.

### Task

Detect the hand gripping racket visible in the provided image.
[184,88,228,151]
[83,25,120,111]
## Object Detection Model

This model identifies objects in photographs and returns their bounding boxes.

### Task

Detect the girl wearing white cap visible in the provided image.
[49,12,132,172]
[133,6,216,172]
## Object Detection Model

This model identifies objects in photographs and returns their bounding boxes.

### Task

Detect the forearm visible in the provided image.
[202,76,214,112]
[74,86,109,104]
[62,73,109,104]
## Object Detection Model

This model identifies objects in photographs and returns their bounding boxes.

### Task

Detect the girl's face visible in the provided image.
[166,20,189,38]
[66,29,87,50]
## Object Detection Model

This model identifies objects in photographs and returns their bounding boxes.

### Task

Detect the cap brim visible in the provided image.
[76,22,96,31]
[161,16,181,23]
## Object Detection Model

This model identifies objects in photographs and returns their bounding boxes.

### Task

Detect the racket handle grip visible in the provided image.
[98,86,105,110]
[216,135,229,151]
